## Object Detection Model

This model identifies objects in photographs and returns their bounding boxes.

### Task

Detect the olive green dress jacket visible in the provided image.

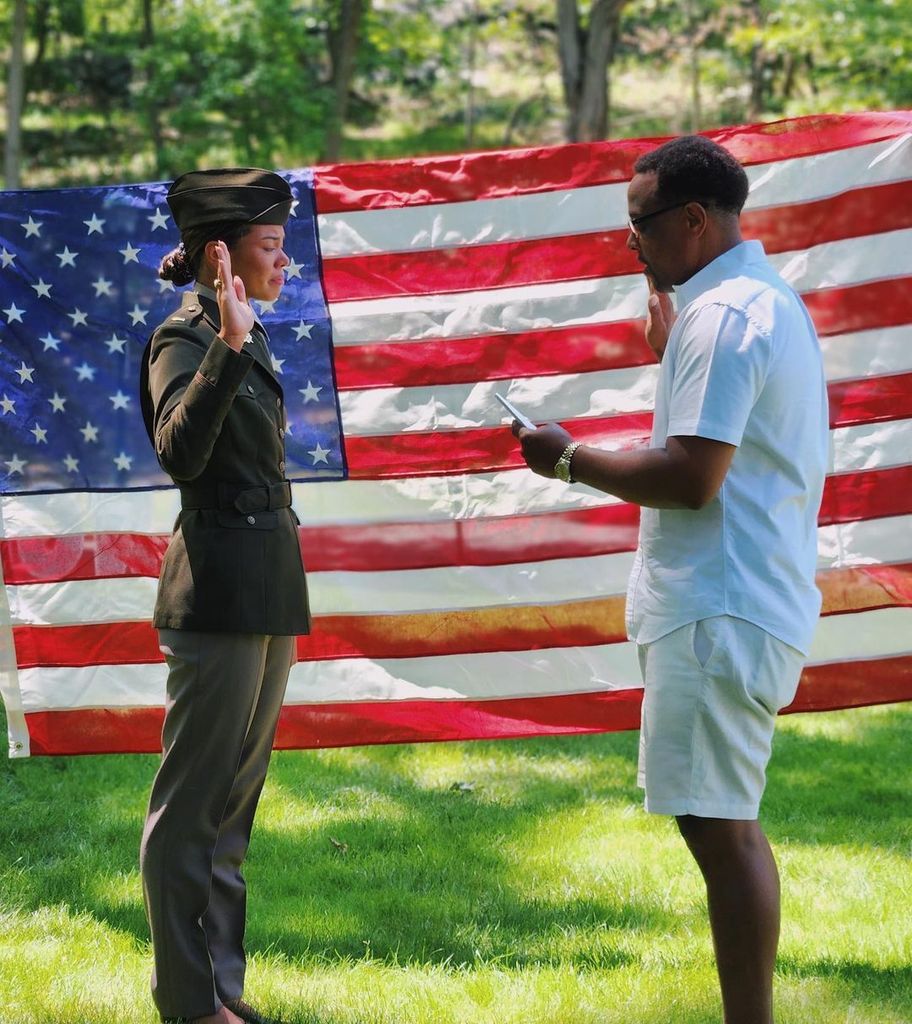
[140,290,311,636]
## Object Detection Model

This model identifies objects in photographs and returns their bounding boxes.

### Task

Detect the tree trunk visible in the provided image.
[557,0,626,143]
[4,0,27,188]
[745,0,765,120]
[322,0,369,162]
[140,0,165,176]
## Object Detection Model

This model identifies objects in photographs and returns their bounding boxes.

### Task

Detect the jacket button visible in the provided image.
[247,384,255,394]
[276,397,281,408]
[279,461,285,473]
[246,515,256,525]
[278,427,285,438]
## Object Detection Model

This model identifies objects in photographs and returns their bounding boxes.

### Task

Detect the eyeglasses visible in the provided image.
[627,200,703,238]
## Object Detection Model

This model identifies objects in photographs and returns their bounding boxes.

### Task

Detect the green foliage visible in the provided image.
[1,0,910,185]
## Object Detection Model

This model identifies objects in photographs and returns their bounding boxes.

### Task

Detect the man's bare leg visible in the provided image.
[676,815,780,1024]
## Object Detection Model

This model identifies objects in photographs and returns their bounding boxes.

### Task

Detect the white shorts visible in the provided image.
[636,615,805,820]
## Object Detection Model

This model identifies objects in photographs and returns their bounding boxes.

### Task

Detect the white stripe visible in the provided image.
[317,136,911,257]
[807,607,912,663]
[830,418,912,474]
[768,228,912,293]
[17,642,643,711]
[817,514,912,570]
[7,551,637,625]
[15,606,912,712]
[327,272,649,346]
[337,366,660,436]
[327,229,912,346]
[0,470,618,537]
[820,325,912,381]
[9,513,912,625]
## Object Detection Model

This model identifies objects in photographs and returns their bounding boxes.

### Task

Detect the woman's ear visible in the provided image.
[202,240,221,277]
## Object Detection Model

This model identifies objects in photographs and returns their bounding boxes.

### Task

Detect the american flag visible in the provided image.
[2,111,911,757]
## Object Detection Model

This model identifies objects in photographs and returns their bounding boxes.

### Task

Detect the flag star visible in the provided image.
[30,423,48,444]
[284,256,304,279]
[270,355,285,374]
[157,277,176,292]
[63,454,80,473]
[113,451,134,471]
[68,308,89,327]
[148,208,170,230]
[31,279,52,298]
[5,454,27,475]
[293,320,313,341]
[40,332,62,351]
[80,421,99,443]
[289,198,300,217]
[105,333,127,354]
[299,380,322,403]
[48,392,67,413]
[92,276,114,297]
[129,304,149,325]
[16,362,35,383]
[0,247,16,268]
[21,216,42,238]
[120,242,141,263]
[56,246,78,267]
[256,299,277,314]
[308,442,331,465]
[84,213,106,235]
[109,390,131,410]
[0,394,16,415]
[75,362,96,382]
[3,301,25,323]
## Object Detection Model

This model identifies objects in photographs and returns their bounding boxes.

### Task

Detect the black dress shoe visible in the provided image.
[225,998,287,1024]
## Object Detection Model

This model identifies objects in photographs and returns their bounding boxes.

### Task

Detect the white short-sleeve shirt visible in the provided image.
[625,240,830,655]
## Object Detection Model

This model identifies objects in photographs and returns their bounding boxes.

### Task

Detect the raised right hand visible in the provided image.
[644,274,676,362]
[214,240,255,351]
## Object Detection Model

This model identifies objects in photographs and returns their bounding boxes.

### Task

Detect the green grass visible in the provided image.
[1,703,910,1023]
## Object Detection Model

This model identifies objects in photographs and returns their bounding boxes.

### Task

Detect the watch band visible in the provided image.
[554,440,583,483]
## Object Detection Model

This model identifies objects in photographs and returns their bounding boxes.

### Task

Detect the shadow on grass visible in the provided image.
[778,957,912,1018]
[1,703,910,1007]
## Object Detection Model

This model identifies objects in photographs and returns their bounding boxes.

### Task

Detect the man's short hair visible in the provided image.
[634,136,749,215]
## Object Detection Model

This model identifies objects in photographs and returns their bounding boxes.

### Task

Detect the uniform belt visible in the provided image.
[179,480,292,513]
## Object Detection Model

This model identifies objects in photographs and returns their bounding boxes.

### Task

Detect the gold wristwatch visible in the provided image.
[554,441,583,483]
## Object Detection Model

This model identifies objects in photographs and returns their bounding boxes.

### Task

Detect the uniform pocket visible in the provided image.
[216,509,279,530]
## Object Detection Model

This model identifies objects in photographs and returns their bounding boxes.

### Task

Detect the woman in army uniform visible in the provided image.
[139,169,310,1024]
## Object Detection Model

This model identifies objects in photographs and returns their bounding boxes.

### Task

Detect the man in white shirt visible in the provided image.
[513,135,829,1024]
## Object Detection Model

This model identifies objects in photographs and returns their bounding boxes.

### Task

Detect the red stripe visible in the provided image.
[11,598,628,668]
[804,277,912,337]
[21,650,912,755]
[819,465,912,525]
[13,562,912,669]
[786,654,912,714]
[0,532,169,584]
[4,462,911,587]
[322,181,912,304]
[343,414,653,479]
[333,319,654,391]
[827,372,912,429]
[313,112,912,213]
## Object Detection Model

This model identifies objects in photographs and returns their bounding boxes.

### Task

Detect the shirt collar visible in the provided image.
[675,239,767,307]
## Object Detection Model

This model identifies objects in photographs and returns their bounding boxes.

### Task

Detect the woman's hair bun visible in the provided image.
[159,243,195,285]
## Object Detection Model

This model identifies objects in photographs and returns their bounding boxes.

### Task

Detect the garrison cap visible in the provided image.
[166,167,293,232]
